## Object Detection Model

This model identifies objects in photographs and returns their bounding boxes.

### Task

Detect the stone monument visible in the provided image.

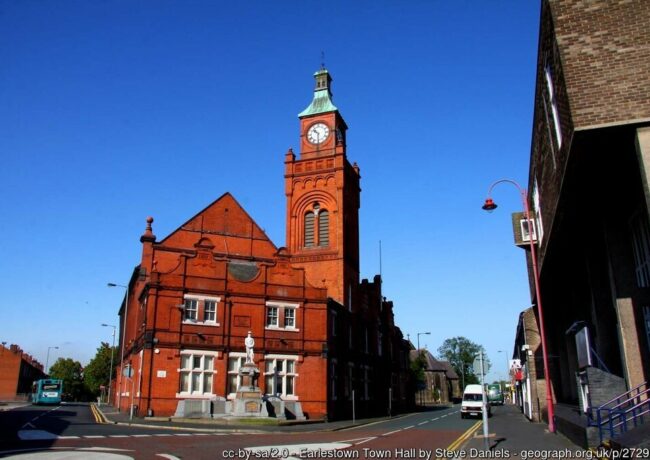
[232,331,268,417]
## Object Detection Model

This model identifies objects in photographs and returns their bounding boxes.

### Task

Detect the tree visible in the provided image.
[437,336,490,387]
[49,357,86,401]
[84,342,117,398]
[410,350,428,406]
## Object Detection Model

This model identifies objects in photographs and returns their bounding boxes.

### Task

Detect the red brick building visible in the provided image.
[0,343,45,401]
[114,68,412,419]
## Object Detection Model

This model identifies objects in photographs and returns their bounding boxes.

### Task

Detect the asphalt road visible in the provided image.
[0,403,483,459]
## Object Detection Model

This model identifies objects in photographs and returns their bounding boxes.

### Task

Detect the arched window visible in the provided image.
[304,211,315,247]
[318,210,329,247]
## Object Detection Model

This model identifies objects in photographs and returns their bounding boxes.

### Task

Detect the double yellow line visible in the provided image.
[447,420,482,451]
[90,403,108,424]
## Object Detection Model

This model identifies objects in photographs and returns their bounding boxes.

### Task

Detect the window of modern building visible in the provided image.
[631,213,650,288]
[643,306,650,354]
[544,63,562,149]
[183,294,220,326]
[264,355,298,398]
[178,350,216,396]
[266,301,300,331]
[533,180,544,244]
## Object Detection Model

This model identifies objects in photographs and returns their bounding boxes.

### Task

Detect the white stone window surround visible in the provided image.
[263,353,299,401]
[265,301,300,332]
[175,349,218,398]
[182,294,221,327]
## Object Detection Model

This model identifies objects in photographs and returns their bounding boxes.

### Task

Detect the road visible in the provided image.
[0,403,486,459]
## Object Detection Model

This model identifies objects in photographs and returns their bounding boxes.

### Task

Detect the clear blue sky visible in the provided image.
[1,1,540,383]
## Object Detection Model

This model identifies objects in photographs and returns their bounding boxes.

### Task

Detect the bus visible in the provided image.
[31,379,63,405]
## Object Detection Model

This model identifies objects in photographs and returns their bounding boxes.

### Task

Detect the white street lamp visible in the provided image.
[45,346,59,375]
[101,323,117,405]
[108,282,129,412]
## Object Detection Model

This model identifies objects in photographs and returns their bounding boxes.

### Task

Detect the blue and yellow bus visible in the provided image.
[31,379,63,405]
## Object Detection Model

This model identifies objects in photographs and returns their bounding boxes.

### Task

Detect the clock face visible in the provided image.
[307,123,330,144]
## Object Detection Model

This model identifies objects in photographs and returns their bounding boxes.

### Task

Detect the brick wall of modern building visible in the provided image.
[550,0,650,130]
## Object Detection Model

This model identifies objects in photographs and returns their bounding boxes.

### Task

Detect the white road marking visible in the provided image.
[404,425,415,430]
[109,435,130,438]
[131,434,152,438]
[83,435,107,439]
[418,421,428,426]
[154,434,173,437]
[157,455,182,460]
[382,429,402,436]
[58,436,81,439]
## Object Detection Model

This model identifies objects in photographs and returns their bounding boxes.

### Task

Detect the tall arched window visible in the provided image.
[304,211,315,247]
[318,210,329,247]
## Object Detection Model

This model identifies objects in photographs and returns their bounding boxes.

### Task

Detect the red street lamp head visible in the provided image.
[482,198,498,212]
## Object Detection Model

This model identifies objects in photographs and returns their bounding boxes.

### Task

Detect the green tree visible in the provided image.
[84,342,117,398]
[49,357,85,401]
[437,336,490,387]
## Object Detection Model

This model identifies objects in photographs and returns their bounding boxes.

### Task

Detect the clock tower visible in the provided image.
[285,68,360,307]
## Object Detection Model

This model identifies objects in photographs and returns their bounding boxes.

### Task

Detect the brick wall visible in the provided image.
[550,0,650,129]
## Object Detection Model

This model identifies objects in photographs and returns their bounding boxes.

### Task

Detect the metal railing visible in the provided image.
[595,381,650,443]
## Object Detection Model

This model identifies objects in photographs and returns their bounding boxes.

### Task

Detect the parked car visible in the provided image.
[487,384,504,405]
[460,384,491,418]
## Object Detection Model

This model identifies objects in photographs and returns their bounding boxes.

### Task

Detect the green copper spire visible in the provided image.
[298,68,338,118]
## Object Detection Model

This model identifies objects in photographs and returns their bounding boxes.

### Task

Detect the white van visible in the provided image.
[460,384,491,419]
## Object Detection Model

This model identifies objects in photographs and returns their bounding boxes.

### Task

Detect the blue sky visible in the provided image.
[1,1,540,383]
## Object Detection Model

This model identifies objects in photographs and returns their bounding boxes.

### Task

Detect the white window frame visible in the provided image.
[183,298,198,322]
[284,307,296,328]
[226,352,246,399]
[265,301,300,331]
[204,299,217,323]
[520,219,538,243]
[176,349,217,398]
[263,354,299,400]
[183,294,221,326]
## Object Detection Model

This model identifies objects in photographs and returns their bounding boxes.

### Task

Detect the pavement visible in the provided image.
[459,404,588,459]
[92,402,409,433]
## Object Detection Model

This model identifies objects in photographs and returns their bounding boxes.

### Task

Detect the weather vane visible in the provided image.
[320,51,325,69]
